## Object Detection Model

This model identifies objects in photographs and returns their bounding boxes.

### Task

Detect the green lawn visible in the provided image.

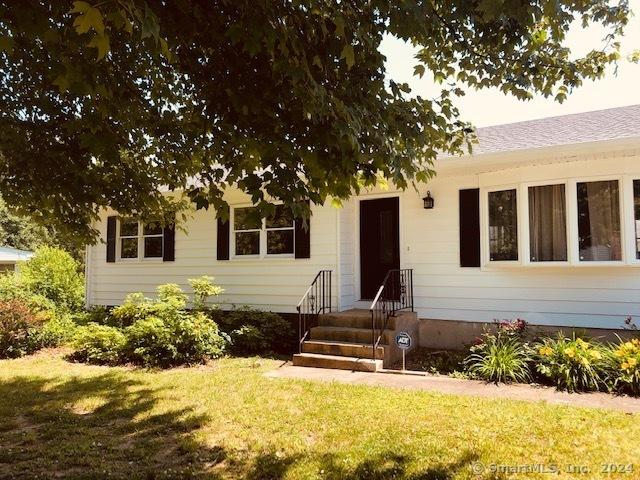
[0,351,638,480]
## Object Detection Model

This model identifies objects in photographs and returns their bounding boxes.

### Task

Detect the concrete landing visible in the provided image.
[265,364,640,414]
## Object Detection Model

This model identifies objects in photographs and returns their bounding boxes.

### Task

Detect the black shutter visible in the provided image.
[459,188,480,267]
[217,216,230,260]
[106,216,116,263]
[294,205,311,259]
[163,215,175,262]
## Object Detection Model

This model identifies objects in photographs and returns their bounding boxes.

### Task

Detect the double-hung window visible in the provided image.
[119,221,139,259]
[118,220,164,260]
[232,205,294,257]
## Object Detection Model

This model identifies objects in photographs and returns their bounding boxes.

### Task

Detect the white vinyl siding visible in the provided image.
[87,195,339,313]
[86,147,640,330]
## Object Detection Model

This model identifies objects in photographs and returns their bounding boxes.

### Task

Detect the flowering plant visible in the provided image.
[535,334,607,392]
[605,337,640,395]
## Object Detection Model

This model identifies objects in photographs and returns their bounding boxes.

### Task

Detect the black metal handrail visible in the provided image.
[369,269,414,360]
[296,270,332,353]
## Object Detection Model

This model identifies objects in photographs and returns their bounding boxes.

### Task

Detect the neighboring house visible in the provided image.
[0,246,33,273]
[85,105,640,369]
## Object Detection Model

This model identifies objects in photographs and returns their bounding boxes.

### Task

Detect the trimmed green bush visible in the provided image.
[71,323,126,365]
[229,325,269,354]
[72,281,227,367]
[125,312,226,367]
[535,334,607,392]
[216,307,294,354]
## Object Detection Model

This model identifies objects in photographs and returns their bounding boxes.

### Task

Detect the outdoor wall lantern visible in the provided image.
[422,191,434,209]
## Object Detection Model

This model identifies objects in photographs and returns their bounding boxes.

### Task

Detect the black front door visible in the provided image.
[360,197,400,299]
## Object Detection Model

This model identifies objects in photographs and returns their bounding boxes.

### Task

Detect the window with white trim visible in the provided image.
[528,184,567,262]
[232,205,294,257]
[488,189,518,261]
[633,179,640,260]
[118,220,164,260]
[482,177,629,267]
[266,205,294,255]
[119,220,139,259]
[143,222,164,258]
[576,180,621,262]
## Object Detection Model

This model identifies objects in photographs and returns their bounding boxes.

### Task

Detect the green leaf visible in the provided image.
[413,64,425,78]
[70,1,105,36]
[340,44,354,69]
[87,33,110,60]
[330,198,343,208]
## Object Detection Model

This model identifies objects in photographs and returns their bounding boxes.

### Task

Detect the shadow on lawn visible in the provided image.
[0,373,493,480]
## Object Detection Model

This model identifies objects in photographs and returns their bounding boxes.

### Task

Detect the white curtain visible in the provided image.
[529,184,567,262]
[578,180,621,261]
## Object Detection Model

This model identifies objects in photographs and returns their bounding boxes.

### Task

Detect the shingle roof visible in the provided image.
[470,104,640,156]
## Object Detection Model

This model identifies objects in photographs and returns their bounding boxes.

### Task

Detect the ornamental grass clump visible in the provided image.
[463,319,532,384]
[535,334,607,392]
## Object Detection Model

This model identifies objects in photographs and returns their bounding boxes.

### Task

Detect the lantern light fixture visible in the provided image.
[423,191,434,209]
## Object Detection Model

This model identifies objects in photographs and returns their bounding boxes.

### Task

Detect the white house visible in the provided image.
[85,105,640,370]
[0,246,33,273]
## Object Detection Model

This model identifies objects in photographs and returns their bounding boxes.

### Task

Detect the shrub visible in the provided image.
[71,323,126,365]
[125,312,226,367]
[35,314,78,348]
[0,299,47,358]
[124,316,174,366]
[110,292,155,327]
[0,272,56,313]
[464,330,532,383]
[189,275,223,311]
[535,334,607,392]
[229,325,269,354]
[216,307,294,354]
[604,338,640,396]
[19,246,84,312]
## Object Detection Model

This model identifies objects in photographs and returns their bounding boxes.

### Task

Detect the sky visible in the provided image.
[380,0,640,127]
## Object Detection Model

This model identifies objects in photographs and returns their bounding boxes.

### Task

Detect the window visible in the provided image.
[266,205,294,255]
[577,180,621,262]
[634,180,640,259]
[528,184,567,262]
[232,205,295,257]
[119,220,139,259]
[118,220,164,260]
[143,222,163,258]
[488,189,518,261]
[234,207,261,256]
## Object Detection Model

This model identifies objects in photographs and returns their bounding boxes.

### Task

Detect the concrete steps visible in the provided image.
[318,311,397,330]
[292,353,382,372]
[310,325,390,344]
[293,309,418,372]
[302,340,385,359]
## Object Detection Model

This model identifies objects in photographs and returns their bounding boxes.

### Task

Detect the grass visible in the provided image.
[0,350,639,479]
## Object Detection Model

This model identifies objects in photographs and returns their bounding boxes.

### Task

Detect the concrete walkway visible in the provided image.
[265,364,640,414]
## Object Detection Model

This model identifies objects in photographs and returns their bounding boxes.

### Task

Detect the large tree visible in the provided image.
[0,1,629,243]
